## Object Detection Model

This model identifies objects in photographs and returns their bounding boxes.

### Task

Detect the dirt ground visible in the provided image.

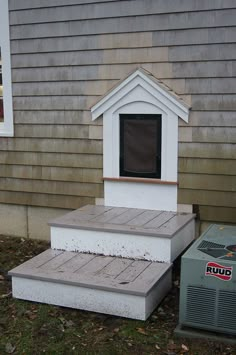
[0,235,236,355]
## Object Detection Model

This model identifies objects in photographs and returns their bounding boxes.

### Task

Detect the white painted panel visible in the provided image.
[12,277,146,320]
[171,220,195,261]
[104,180,178,212]
[166,112,178,181]
[145,270,172,317]
[51,226,171,262]
[12,267,172,320]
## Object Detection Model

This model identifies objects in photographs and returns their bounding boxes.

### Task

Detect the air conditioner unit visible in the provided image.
[178,224,236,335]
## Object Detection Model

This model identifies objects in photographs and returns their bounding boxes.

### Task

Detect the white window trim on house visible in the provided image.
[0,0,14,137]
[91,68,190,212]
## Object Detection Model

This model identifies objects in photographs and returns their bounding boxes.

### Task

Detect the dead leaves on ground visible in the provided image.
[136,327,149,335]
[163,340,189,355]
[0,291,12,299]
[134,329,190,354]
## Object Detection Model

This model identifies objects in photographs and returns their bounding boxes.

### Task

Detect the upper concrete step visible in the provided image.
[9,249,172,320]
[49,205,195,237]
[49,205,195,262]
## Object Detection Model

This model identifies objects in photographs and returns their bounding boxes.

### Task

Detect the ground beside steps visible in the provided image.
[9,249,172,320]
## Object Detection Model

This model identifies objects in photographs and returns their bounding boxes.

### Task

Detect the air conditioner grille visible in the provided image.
[198,241,225,250]
[217,290,236,330]
[186,286,216,326]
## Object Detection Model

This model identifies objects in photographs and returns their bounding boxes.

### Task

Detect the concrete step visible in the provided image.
[49,205,195,262]
[9,249,172,320]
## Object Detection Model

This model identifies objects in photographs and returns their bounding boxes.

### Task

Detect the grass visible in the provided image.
[0,235,236,355]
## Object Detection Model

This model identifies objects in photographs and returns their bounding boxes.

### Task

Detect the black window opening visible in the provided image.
[120,114,162,179]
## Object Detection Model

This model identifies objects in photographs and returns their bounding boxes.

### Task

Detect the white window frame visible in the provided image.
[0,0,14,136]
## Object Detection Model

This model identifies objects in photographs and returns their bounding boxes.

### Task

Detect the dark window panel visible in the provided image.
[120,114,161,179]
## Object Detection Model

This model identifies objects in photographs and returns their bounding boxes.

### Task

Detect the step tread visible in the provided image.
[49,205,195,238]
[9,249,172,296]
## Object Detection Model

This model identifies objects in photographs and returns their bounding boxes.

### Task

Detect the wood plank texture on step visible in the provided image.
[57,253,96,272]
[49,205,195,238]
[9,249,172,296]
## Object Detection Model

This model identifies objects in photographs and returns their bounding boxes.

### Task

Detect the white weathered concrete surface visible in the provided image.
[51,220,195,263]
[12,277,146,319]
[51,227,171,262]
[170,220,195,261]
[11,266,171,320]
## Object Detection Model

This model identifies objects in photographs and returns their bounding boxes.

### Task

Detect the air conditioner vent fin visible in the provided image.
[186,286,216,326]
[198,241,225,250]
[217,290,236,331]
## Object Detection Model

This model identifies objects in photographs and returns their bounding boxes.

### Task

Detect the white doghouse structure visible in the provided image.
[9,69,195,320]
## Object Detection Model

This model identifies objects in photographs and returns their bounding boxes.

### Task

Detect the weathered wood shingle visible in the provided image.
[0,0,235,223]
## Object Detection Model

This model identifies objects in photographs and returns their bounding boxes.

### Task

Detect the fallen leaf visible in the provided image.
[0,291,12,299]
[25,310,37,320]
[155,344,161,350]
[136,327,148,335]
[5,343,16,354]
[113,327,120,333]
[29,313,38,320]
[181,344,189,352]
[168,340,177,351]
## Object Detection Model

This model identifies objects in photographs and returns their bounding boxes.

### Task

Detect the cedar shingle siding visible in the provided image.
[2,0,235,224]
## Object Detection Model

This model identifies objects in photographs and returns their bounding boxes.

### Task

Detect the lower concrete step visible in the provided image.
[49,205,195,262]
[9,249,172,320]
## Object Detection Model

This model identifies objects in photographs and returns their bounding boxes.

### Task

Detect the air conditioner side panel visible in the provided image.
[179,256,236,335]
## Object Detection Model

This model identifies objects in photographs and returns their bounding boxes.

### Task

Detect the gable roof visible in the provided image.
[91,68,190,122]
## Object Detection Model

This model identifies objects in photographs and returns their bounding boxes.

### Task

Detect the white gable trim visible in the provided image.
[91,69,190,123]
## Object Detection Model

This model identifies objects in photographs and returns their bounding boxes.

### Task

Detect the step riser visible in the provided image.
[11,272,172,320]
[51,220,194,262]
[51,227,170,262]
[170,220,195,261]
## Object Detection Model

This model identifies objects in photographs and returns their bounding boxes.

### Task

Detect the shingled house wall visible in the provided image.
[0,0,235,239]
